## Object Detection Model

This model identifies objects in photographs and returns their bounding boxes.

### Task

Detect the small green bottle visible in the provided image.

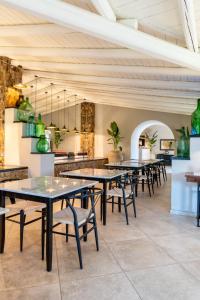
[36,113,45,137]
[191,99,200,135]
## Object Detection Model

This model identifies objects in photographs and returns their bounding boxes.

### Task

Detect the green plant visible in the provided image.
[107,121,123,151]
[144,131,158,151]
[54,131,64,149]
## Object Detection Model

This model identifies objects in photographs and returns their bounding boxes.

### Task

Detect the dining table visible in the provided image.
[105,159,164,171]
[0,176,97,272]
[60,168,128,226]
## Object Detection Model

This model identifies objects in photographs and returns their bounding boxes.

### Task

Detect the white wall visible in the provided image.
[95,104,190,159]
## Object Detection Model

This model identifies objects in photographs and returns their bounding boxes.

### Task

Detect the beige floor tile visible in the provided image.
[0,283,61,300]
[181,260,200,280]
[61,273,140,300]
[127,264,200,300]
[57,239,121,282]
[108,237,175,271]
[152,232,200,262]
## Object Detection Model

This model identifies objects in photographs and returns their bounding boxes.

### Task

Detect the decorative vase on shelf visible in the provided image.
[17,97,34,122]
[176,127,190,158]
[191,99,200,135]
[36,113,45,137]
[26,115,36,137]
[36,135,49,153]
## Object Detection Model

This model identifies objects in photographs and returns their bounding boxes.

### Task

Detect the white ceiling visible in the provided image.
[0,0,200,115]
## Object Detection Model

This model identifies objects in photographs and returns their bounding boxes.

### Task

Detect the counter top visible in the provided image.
[0,165,28,173]
[54,157,106,165]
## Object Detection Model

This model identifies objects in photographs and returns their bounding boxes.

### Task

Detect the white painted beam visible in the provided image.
[178,0,199,52]
[90,0,116,21]
[0,46,146,59]
[2,0,200,70]
[23,70,200,91]
[12,59,200,76]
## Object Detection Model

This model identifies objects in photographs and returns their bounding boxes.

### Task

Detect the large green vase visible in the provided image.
[36,114,45,137]
[17,97,34,122]
[36,135,49,153]
[177,137,190,158]
[191,99,200,135]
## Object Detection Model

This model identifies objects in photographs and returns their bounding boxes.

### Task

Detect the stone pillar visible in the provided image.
[0,57,22,163]
[80,102,95,158]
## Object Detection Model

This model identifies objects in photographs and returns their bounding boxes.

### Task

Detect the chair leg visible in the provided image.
[147,180,151,197]
[66,224,69,242]
[100,197,103,221]
[118,197,121,212]
[151,179,154,194]
[135,183,138,197]
[74,224,83,269]
[123,197,129,225]
[132,195,136,218]
[61,199,64,210]
[112,196,114,212]
[41,208,45,260]
[142,179,144,192]
[20,210,25,252]
[9,196,16,204]
[93,216,99,251]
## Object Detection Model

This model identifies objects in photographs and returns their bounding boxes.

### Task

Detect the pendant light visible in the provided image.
[47,83,56,129]
[55,95,61,133]
[44,91,48,129]
[66,99,70,133]
[73,94,79,134]
[61,89,67,132]
[34,75,38,114]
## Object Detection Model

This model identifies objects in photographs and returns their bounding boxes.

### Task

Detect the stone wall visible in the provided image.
[80,102,95,158]
[0,57,22,163]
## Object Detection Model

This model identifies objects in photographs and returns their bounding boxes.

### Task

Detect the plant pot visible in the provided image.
[108,150,123,163]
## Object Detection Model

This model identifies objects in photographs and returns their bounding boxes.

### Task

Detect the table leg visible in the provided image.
[102,181,107,226]
[197,184,200,227]
[0,191,5,253]
[82,190,88,242]
[46,201,53,272]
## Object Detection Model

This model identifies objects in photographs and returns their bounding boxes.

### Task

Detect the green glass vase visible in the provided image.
[17,97,34,122]
[191,98,200,135]
[36,135,49,153]
[26,115,36,137]
[36,113,45,137]
[177,137,190,158]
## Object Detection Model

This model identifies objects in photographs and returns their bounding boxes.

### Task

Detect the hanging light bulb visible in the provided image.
[66,99,70,133]
[47,83,56,129]
[62,89,68,132]
[73,94,79,134]
[55,95,61,133]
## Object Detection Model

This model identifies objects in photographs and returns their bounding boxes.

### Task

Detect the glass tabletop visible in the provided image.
[0,176,97,199]
[61,168,128,179]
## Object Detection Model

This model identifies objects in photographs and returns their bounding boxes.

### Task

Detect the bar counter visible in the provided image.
[0,165,28,181]
[54,157,108,176]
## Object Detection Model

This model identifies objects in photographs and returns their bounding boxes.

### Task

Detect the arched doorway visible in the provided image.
[130,120,174,159]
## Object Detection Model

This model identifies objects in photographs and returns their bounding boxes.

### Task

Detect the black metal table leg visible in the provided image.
[46,200,53,272]
[102,181,107,226]
[0,191,5,253]
[82,190,88,242]
[197,184,200,227]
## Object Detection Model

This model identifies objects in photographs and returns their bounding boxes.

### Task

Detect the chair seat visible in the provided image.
[53,207,94,226]
[107,187,132,198]
[7,201,46,215]
[0,207,9,215]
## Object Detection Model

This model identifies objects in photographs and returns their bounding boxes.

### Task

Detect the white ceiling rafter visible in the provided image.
[2,0,200,70]
[90,0,116,21]
[178,0,198,52]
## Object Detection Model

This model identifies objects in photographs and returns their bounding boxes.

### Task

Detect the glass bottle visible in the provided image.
[26,115,36,137]
[191,99,200,135]
[36,113,45,137]
[36,135,49,153]
[17,97,34,122]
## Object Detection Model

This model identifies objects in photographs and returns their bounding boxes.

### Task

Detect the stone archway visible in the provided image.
[130,120,174,159]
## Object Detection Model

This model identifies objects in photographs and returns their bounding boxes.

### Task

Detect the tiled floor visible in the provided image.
[1,175,200,299]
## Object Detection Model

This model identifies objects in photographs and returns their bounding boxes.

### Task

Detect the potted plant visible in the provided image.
[53,131,64,149]
[176,126,190,158]
[144,131,158,158]
[107,121,123,162]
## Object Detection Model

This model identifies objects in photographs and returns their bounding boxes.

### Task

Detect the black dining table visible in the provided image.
[60,168,128,226]
[0,176,96,272]
[105,159,163,171]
